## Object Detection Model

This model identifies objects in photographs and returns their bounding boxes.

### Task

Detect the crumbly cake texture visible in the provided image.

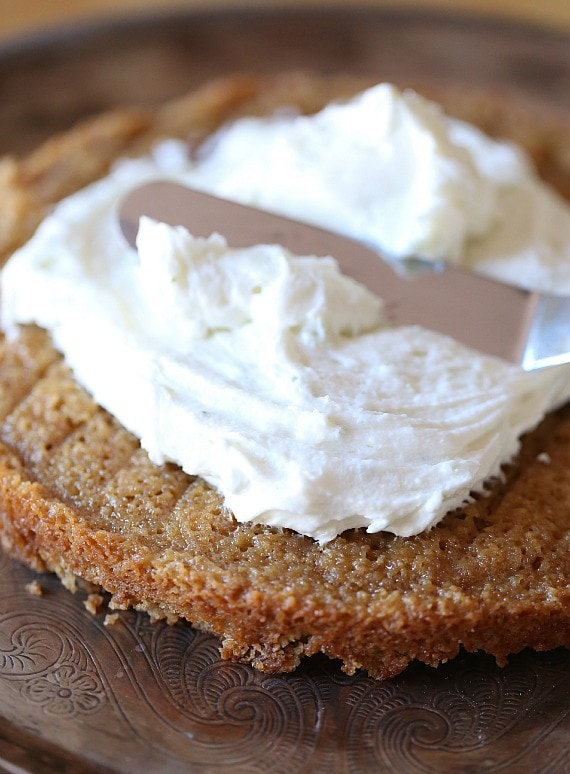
[0,73,569,680]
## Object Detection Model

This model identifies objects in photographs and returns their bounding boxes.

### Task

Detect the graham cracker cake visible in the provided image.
[0,72,569,680]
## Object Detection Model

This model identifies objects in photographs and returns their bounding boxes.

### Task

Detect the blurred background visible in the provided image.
[0,0,569,39]
[1,0,569,158]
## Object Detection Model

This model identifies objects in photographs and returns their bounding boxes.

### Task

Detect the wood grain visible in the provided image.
[0,0,569,42]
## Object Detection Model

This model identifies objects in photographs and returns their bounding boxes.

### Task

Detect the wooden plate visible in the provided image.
[0,8,569,773]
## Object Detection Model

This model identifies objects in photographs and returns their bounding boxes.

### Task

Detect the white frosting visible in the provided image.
[189,83,570,294]
[2,83,570,543]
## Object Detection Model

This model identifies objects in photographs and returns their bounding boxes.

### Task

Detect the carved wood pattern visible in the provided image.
[0,558,568,772]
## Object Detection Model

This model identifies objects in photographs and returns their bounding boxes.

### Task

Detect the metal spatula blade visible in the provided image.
[119,181,570,370]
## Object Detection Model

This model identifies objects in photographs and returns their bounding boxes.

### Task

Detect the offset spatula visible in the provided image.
[119,181,570,370]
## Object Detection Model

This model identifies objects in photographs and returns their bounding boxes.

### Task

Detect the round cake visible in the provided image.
[0,72,568,679]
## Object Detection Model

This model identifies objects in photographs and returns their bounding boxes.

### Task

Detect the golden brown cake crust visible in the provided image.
[0,73,569,680]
